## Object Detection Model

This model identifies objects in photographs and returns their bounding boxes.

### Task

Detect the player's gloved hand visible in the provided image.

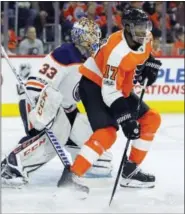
[134,55,162,86]
[19,63,31,80]
[117,113,140,140]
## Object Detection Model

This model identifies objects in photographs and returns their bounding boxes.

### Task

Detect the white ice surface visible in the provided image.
[1,114,184,213]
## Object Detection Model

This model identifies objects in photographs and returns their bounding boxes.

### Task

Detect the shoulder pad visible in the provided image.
[51,45,71,65]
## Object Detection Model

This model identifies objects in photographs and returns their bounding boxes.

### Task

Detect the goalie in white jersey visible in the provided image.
[1,18,113,189]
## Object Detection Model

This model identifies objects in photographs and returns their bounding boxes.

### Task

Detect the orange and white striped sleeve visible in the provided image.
[80,31,129,108]
[79,31,135,120]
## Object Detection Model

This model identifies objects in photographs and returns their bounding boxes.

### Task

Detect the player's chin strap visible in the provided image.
[109,78,148,206]
[1,46,71,167]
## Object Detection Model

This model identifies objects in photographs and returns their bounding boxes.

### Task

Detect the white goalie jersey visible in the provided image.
[25,43,83,111]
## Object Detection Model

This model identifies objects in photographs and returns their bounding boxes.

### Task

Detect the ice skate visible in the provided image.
[1,154,28,188]
[57,166,89,199]
[120,160,155,188]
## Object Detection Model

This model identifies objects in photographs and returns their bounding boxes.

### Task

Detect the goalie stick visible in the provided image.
[1,46,71,167]
[109,78,148,206]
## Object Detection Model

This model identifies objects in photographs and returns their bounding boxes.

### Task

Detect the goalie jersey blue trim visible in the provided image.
[51,43,85,65]
[25,42,84,112]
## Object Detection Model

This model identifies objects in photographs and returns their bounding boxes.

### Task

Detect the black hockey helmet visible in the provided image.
[122,8,152,44]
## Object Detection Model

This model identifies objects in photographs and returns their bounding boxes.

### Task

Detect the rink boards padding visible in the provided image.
[1,56,184,116]
[1,100,184,117]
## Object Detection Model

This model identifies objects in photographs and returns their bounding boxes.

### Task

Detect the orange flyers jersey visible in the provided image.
[79,30,153,107]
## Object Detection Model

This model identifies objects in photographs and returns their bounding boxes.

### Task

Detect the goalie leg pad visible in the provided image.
[18,106,71,174]
[84,150,113,178]
[50,106,71,147]
[1,132,56,187]
[69,113,93,146]
[12,131,56,175]
[18,106,71,175]
[2,106,71,185]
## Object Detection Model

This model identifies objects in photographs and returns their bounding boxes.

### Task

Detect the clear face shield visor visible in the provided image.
[129,20,153,45]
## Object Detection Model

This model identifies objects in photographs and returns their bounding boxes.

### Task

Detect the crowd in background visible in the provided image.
[1,1,185,56]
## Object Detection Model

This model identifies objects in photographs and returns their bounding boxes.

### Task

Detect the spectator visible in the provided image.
[167,2,184,30]
[17,2,33,30]
[87,3,106,27]
[172,28,185,56]
[1,12,17,55]
[32,2,55,39]
[86,2,122,38]
[7,29,17,55]
[167,2,184,41]
[152,37,163,57]
[85,3,105,38]
[18,26,44,55]
[149,2,173,43]
[152,30,163,57]
[63,2,87,23]
[61,2,87,42]
[32,2,64,40]
[175,2,185,29]
[103,2,122,32]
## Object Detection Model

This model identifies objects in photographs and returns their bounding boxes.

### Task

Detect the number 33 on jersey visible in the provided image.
[39,63,58,79]
[26,43,84,109]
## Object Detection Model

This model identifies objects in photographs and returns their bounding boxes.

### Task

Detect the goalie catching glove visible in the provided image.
[29,85,63,131]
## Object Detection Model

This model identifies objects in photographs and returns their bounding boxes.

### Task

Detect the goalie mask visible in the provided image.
[122,8,152,45]
[71,17,101,57]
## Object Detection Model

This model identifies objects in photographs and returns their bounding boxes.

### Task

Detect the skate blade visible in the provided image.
[58,186,89,200]
[83,172,112,178]
[2,184,24,189]
[80,176,113,188]
[1,178,28,189]
[120,179,155,189]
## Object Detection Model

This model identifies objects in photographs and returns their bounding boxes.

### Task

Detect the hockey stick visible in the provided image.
[109,78,148,206]
[1,46,71,167]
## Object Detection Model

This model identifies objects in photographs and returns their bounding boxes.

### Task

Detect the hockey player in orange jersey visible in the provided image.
[58,8,162,191]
